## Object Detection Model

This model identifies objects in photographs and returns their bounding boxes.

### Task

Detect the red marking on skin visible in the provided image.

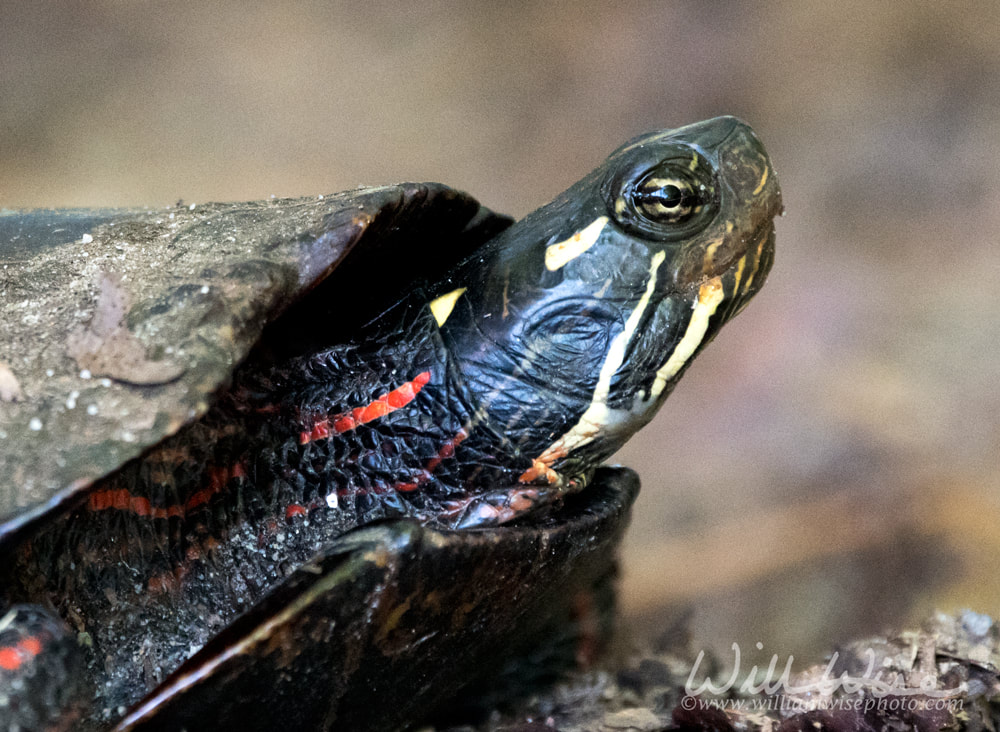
[427,428,468,472]
[18,637,42,656]
[390,427,468,494]
[184,464,233,511]
[332,416,355,433]
[300,371,432,444]
[518,457,563,485]
[285,504,307,520]
[360,400,388,422]
[88,489,168,518]
[300,419,331,444]
[87,461,247,520]
[0,648,21,671]
[312,426,468,501]
[0,636,44,672]
[146,533,221,595]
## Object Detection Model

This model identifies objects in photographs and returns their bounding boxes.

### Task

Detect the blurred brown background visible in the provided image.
[3,2,999,668]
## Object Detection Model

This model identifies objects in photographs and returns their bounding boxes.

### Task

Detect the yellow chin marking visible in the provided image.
[429,287,467,326]
[649,276,725,398]
[544,216,608,271]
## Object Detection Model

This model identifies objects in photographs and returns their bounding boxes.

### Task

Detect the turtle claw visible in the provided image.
[448,487,547,529]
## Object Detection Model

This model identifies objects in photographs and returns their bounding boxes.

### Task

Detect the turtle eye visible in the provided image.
[633,176,700,224]
[604,155,716,240]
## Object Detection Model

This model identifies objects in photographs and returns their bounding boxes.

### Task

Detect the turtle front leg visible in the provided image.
[0,605,87,731]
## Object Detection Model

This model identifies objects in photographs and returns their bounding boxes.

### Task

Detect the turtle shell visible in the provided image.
[0,184,510,545]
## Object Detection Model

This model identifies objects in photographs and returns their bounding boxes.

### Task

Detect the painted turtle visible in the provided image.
[0,117,780,731]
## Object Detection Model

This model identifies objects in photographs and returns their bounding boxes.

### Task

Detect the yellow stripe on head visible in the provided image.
[649,276,725,398]
[544,216,609,271]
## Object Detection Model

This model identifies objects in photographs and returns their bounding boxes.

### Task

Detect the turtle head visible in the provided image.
[436,116,781,487]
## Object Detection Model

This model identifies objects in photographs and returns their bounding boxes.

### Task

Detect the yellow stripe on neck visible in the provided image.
[429,287,467,326]
[520,250,666,479]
